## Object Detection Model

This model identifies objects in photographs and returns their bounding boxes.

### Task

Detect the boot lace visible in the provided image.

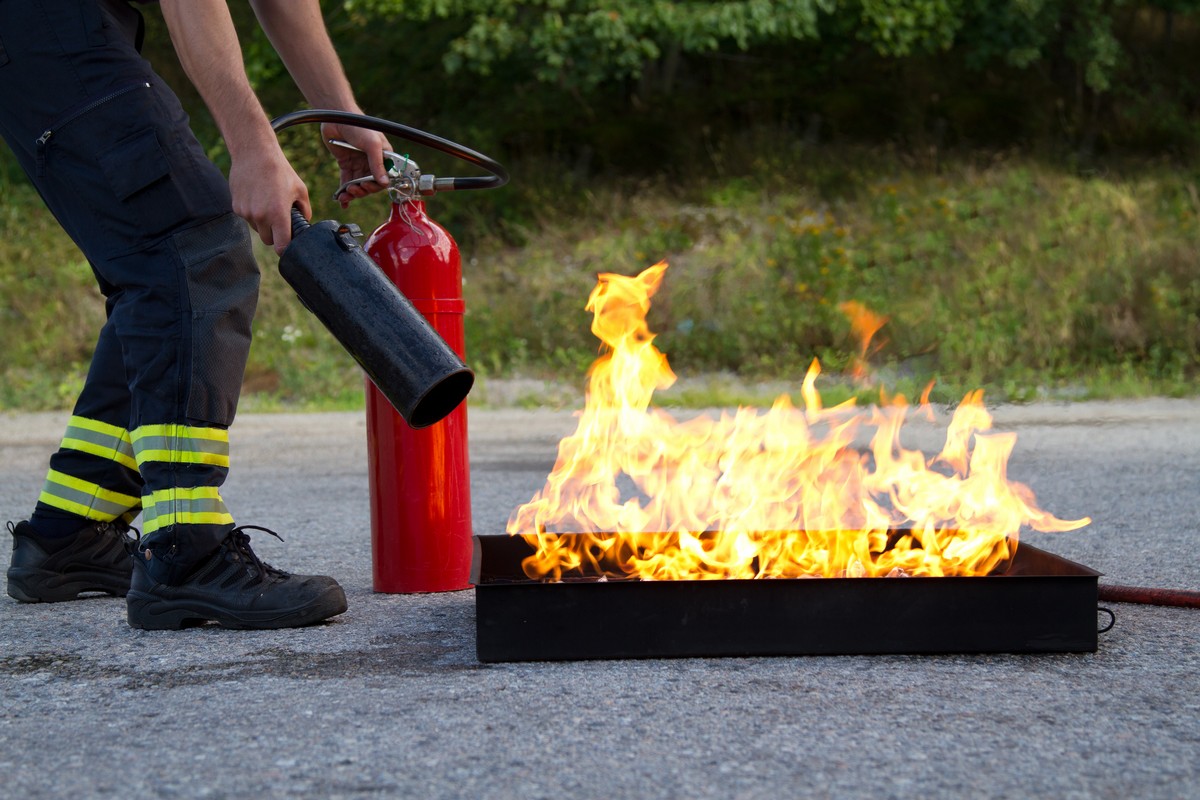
[225,525,290,583]
[96,520,138,545]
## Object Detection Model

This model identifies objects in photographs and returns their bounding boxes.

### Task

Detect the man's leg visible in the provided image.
[33,310,144,536]
[0,0,244,579]
[0,0,344,626]
[6,303,143,602]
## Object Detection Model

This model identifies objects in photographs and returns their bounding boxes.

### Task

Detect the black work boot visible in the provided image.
[126,525,348,630]
[6,520,134,603]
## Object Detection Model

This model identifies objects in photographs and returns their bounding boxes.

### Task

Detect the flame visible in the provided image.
[839,300,888,382]
[507,262,1090,581]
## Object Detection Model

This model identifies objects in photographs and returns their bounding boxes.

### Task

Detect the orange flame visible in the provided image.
[507,262,1090,581]
[839,300,888,381]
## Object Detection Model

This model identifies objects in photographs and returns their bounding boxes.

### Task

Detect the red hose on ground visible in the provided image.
[1098,584,1200,608]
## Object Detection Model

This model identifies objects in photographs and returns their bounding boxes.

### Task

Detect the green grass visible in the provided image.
[2,140,1197,412]
[458,141,1200,405]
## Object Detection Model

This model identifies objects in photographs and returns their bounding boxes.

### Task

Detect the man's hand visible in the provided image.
[228,143,310,255]
[322,122,392,209]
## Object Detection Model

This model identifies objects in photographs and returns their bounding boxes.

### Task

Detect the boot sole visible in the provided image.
[6,567,130,603]
[126,584,348,630]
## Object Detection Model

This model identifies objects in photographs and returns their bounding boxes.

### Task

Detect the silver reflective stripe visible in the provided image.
[60,416,137,471]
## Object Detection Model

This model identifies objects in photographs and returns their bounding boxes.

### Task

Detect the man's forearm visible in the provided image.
[159,0,279,162]
[160,0,386,244]
[159,0,310,253]
[248,0,392,205]
[249,0,362,112]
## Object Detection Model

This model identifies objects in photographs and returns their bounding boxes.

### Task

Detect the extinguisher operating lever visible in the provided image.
[325,140,422,200]
[326,140,468,200]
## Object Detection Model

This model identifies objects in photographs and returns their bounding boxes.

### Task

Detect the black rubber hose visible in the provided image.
[290,206,310,237]
[270,109,509,191]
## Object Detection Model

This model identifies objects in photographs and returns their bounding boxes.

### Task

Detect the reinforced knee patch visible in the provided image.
[175,214,259,427]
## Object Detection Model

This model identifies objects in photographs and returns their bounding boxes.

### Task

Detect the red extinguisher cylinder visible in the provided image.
[365,200,473,593]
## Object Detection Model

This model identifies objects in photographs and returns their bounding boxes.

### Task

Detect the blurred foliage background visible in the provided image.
[1,0,1198,409]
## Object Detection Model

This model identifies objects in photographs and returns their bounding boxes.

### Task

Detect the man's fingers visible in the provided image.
[339,179,379,197]
[272,198,313,254]
[271,209,295,255]
[334,171,387,207]
[369,148,390,186]
[238,204,307,255]
[337,128,391,189]
[272,229,290,255]
[257,221,274,250]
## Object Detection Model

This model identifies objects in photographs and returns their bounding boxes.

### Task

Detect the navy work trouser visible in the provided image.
[0,0,260,579]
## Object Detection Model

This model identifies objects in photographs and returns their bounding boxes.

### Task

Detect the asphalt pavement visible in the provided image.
[1,398,1198,799]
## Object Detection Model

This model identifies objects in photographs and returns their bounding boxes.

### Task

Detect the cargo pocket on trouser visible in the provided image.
[35,75,229,258]
[175,214,260,427]
[96,123,192,243]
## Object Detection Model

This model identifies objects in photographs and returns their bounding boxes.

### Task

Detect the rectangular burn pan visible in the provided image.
[471,533,1101,662]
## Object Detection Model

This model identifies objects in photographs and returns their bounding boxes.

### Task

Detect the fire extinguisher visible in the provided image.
[272,110,508,593]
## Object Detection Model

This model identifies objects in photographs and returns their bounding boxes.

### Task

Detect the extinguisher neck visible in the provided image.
[392,198,425,220]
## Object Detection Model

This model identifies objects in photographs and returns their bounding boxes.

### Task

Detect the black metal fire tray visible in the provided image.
[472,533,1101,662]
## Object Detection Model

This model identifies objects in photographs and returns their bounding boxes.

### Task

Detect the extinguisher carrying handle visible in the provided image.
[270,108,509,192]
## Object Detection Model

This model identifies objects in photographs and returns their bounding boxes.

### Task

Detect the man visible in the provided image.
[2,0,391,629]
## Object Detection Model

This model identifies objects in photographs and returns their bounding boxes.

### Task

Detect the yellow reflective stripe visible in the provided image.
[67,416,129,439]
[141,486,233,534]
[60,416,137,471]
[143,511,232,533]
[130,424,230,468]
[38,469,140,522]
[134,449,229,467]
[133,424,229,443]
